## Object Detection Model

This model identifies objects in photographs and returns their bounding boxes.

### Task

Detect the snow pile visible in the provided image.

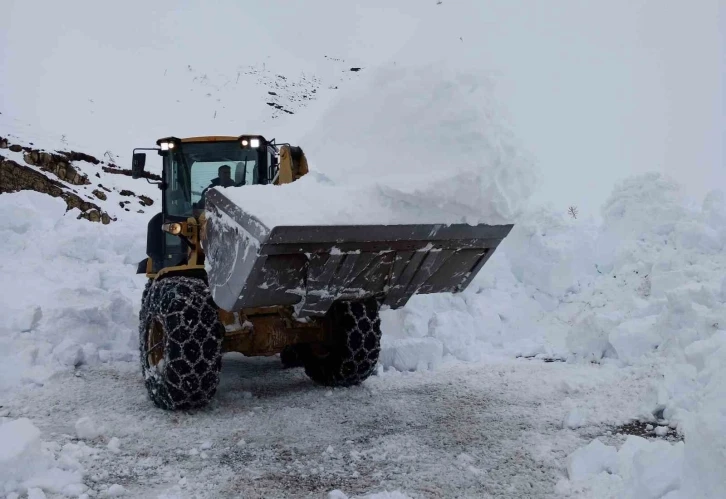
[219,63,537,227]
[559,436,685,498]
[565,438,618,481]
[0,418,90,497]
[75,416,103,440]
[380,173,725,368]
[378,174,726,497]
[0,191,147,393]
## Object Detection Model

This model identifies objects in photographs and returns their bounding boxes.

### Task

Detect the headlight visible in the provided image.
[161,223,183,235]
[250,138,260,148]
[241,139,249,147]
[160,142,170,151]
[168,142,175,149]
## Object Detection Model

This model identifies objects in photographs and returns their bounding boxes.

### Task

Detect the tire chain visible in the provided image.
[304,298,382,387]
[139,276,223,410]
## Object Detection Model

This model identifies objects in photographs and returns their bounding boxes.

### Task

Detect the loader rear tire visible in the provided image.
[139,276,224,410]
[280,344,308,369]
[303,298,381,387]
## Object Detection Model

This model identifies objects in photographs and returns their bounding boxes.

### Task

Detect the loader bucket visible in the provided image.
[204,189,513,318]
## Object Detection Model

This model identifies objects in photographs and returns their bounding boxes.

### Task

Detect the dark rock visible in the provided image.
[21,147,89,185]
[9,144,22,153]
[92,189,107,201]
[119,189,134,197]
[58,150,100,165]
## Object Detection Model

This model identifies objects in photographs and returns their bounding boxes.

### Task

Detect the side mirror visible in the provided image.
[131,153,146,179]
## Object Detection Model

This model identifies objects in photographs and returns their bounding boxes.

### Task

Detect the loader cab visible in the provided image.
[134,135,279,274]
[158,135,276,220]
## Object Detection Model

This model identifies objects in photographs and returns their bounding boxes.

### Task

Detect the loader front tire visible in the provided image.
[303,298,381,387]
[139,276,224,410]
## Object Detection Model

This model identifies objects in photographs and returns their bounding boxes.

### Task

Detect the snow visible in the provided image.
[219,62,536,228]
[75,416,101,440]
[106,437,121,454]
[566,439,618,481]
[562,407,588,430]
[377,174,726,497]
[3,126,725,499]
[106,484,126,496]
[1,1,724,496]
[0,418,87,497]
[0,418,41,464]
[559,436,686,498]
[27,489,47,499]
[654,426,669,437]
[379,337,443,372]
[0,189,147,392]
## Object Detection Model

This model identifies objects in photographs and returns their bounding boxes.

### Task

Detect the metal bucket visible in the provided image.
[205,189,513,318]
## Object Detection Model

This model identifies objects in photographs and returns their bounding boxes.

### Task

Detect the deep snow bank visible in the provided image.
[221,63,537,227]
[0,191,147,393]
[379,173,726,498]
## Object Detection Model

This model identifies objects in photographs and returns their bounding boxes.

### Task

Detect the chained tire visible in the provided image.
[139,276,224,410]
[303,298,381,387]
[139,279,153,322]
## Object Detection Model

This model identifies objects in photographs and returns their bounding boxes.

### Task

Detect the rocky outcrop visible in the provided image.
[22,149,89,186]
[1,153,112,224]
[0,135,154,223]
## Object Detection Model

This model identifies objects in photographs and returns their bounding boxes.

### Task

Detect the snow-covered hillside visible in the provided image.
[1,1,723,498]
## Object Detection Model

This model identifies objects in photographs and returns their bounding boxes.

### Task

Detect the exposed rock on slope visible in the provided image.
[0,154,110,223]
[0,135,155,223]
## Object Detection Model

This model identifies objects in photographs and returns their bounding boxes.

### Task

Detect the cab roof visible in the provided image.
[161,135,267,143]
[180,136,239,143]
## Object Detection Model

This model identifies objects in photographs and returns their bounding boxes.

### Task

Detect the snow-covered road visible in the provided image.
[4,355,656,498]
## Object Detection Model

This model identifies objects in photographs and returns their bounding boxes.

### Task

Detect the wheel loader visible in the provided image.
[131,134,513,410]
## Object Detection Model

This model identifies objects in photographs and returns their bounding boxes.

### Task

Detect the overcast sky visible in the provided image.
[1,0,722,218]
[393,0,723,217]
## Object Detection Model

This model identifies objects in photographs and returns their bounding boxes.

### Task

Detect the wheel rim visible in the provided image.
[147,319,165,367]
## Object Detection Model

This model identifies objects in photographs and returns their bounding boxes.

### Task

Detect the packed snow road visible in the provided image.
[4,355,654,498]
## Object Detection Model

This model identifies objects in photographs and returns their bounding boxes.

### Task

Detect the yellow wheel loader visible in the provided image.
[131,135,512,410]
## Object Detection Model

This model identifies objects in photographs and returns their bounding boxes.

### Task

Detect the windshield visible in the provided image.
[164,141,259,218]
